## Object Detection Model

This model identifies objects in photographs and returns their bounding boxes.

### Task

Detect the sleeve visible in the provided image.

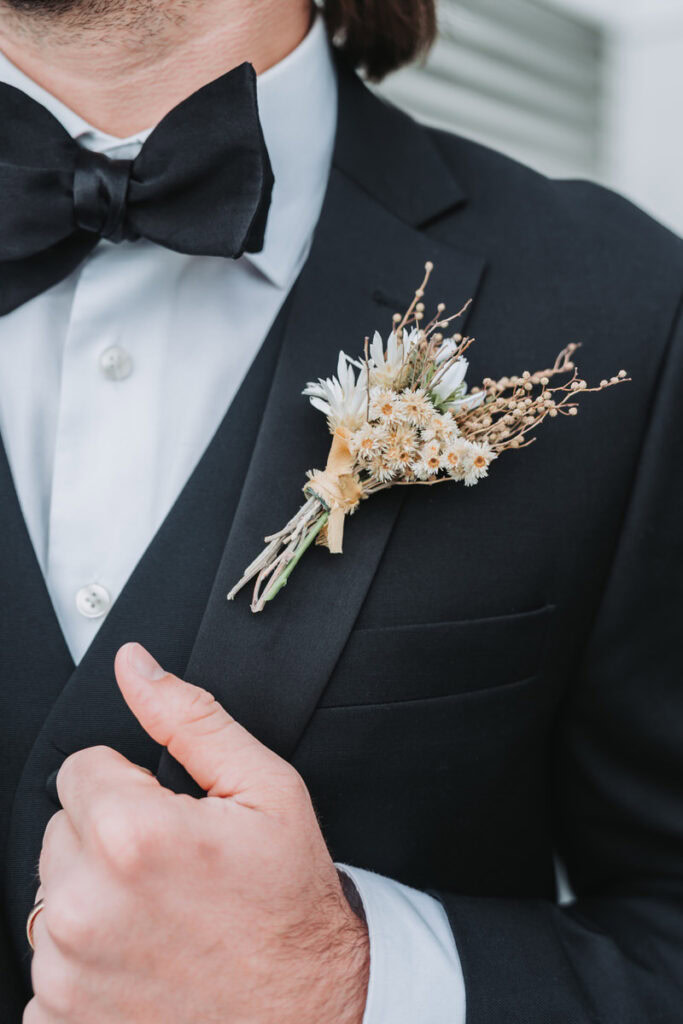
[337,864,466,1024]
[433,299,683,1024]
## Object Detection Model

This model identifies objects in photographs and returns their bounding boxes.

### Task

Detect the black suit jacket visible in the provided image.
[2,59,682,1022]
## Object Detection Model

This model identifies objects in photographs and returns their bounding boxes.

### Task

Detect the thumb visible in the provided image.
[114,642,279,799]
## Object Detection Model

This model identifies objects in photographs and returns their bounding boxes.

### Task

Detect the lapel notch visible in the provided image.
[332,56,468,229]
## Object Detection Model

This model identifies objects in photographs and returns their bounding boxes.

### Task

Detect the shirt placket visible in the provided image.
[45,241,160,663]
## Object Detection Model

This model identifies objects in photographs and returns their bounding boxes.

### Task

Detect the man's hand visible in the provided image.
[25,643,369,1024]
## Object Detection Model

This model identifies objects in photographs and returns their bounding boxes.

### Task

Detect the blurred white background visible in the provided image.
[375,0,683,237]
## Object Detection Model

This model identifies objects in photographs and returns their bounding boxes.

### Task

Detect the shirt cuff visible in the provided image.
[336,864,466,1024]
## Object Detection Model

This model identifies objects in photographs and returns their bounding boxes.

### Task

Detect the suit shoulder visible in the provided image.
[429,126,680,246]
[426,124,683,309]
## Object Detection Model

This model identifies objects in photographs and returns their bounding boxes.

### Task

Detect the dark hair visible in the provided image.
[323,0,437,81]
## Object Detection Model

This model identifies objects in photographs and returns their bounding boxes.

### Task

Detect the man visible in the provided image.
[0,0,681,1019]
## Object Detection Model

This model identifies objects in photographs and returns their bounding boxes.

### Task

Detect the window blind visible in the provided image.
[374,0,605,179]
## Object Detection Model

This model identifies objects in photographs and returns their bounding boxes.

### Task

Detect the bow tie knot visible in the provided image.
[0,63,274,315]
[73,149,138,243]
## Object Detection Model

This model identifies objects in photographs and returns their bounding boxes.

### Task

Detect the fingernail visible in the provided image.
[125,642,166,681]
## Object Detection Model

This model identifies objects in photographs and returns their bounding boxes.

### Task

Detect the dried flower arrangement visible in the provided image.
[229,263,628,612]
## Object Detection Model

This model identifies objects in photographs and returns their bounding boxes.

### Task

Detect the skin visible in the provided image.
[0,0,313,134]
[26,643,369,1022]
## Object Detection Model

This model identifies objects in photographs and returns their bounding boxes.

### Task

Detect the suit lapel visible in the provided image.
[160,83,487,777]
[0,437,75,854]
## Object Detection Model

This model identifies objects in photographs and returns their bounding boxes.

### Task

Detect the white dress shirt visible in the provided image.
[0,17,465,1023]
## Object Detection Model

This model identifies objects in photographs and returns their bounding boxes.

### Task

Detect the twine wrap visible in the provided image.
[304,428,362,553]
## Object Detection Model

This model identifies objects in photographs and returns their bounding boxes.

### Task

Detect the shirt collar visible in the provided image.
[0,14,337,288]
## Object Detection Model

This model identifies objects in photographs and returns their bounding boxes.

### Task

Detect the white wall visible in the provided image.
[376,0,605,178]
[604,17,683,235]
[376,0,683,238]
[537,0,683,236]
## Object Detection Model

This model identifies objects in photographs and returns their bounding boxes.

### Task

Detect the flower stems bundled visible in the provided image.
[229,263,628,612]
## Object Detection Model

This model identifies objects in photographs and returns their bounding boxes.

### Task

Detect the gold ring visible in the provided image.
[26,898,45,951]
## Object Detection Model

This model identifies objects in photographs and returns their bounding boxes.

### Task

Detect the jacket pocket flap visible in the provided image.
[319,603,556,707]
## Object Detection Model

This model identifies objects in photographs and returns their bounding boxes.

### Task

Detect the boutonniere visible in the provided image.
[229,263,628,612]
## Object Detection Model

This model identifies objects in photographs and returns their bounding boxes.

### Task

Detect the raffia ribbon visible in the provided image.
[304,427,362,553]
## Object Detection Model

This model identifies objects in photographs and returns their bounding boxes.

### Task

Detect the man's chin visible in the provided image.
[0,0,120,22]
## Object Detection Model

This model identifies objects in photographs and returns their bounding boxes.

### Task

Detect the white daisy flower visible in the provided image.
[303,351,369,431]
[434,338,460,365]
[443,438,471,480]
[395,448,418,474]
[433,412,458,437]
[421,412,456,444]
[349,422,386,461]
[367,328,421,389]
[431,357,486,416]
[368,456,395,484]
[414,454,442,479]
[422,438,442,459]
[463,441,496,486]
[391,424,420,454]
[449,389,486,415]
[397,388,434,427]
[369,387,402,424]
[383,432,418,474]
[431,357,469,404]
[383,439,402,469]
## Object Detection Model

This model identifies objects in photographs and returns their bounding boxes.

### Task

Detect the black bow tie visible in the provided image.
[0,62,274,315]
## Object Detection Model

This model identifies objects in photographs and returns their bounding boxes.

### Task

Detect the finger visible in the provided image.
[114,642,284,799]
[22,996,54,1023]
[39,812,80,890]
[29,900,51,954]
[56,745,160,840]
[27,885,45,956]
[31,931,82,1022]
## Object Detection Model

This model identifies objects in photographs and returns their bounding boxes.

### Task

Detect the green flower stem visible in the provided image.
[264,510,330,603]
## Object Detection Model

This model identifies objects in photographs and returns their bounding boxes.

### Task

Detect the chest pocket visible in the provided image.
[319,603,555,708]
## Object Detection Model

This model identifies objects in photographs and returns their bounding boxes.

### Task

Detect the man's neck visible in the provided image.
[0,0,312,136]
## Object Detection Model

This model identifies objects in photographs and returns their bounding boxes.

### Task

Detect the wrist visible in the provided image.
[299,875,370,1024]
[328,894,370,1024]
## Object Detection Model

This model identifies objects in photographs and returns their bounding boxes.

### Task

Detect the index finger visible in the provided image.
[56,745,159,838]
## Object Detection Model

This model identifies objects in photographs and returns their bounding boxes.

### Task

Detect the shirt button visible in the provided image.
[99,345,133,381]
[75,583,111,618]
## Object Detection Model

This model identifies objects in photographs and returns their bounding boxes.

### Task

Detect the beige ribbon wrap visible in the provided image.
[305,428,362,554]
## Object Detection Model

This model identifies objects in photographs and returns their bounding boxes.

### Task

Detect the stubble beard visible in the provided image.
[0,0,194,46]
